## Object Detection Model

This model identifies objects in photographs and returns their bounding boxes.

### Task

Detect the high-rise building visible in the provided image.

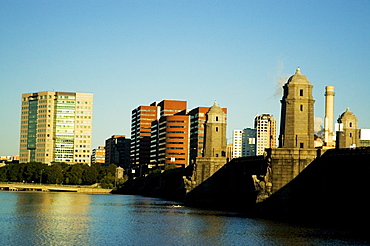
[105,135,131,168]
[131,100,227,174]
[149,100,188,168]
[279,68,315,149]
[19,91,93,164]
[91,146,105,165]
[232,128,256,158]
[242,128,256,156]
[232,129,243,158]
[254,114,276,155]
[131,105,159,168]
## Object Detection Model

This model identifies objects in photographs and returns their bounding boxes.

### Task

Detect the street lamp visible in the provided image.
[40,169,44,185]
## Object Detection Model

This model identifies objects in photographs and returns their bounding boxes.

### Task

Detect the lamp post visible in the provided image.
[40,169,44,185]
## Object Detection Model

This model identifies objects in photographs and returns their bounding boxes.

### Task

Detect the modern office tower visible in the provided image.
[130,105,159,169]
[188,107,211,164]
[105,135,131,168]
[279,68,315,149]
[149,100,188,168]
[232,130,243,158]
[19,91,93,164]
[91,146,105,165]
[324,86,335,147]
[336,108,359,148]
[155,114,189,167]
[242,128,256,156]
[254,114,276,155]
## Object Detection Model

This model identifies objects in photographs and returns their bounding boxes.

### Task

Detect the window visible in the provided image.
[300,105,303,111]
[349,122,352,127]
[300,143,304,148]
[300,89,303,96]
[216,127,219,132]
[216,116,219,121]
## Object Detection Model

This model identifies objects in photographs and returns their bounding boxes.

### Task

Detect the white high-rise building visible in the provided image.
[232,130,243,158]
[19,91,93,165]
[254,114,276,156]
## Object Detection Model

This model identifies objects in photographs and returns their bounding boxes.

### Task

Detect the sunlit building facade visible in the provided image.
[19,91,93,164]
[255,114,276,155]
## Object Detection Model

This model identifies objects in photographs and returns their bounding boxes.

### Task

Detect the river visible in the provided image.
[0,192,368,246]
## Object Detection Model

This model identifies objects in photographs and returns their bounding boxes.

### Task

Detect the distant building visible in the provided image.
[0,156,19,166]
[149,100,188,168]
[242,128,257,156]
[255,114,276,155]
[336,108,359,148]
[359,129,370,147]
[105,135,131,168]
[131,104,159,169]
[91,146,105,165]
[19,91,93,164]
[232,128,256,158]
[232,130,243,158]
[131,100,227,174]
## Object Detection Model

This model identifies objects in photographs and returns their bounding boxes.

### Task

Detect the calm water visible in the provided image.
[0,192,368,246]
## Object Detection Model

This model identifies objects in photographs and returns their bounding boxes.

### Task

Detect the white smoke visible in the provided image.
[273,61,290,98]
[314,117,324,137]
[274,75,289,97]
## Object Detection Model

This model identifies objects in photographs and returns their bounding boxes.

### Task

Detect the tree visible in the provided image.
[100,173,115,189]
[82,165,98,185]
[46,164,64,184]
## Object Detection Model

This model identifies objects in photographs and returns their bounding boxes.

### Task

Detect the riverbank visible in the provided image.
[0,182,112,193]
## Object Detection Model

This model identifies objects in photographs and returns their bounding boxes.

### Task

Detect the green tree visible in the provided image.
[106,164,117,176]
[100,173,115,189]
[82,165,98,185]
[46,164,64,184]
[7,164,22,182]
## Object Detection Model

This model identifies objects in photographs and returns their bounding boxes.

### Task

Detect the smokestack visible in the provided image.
[324,86,335,147]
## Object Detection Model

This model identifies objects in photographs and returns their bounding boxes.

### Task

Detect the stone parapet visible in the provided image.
[266,148,318,194]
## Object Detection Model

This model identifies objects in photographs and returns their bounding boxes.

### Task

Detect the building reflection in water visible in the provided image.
[14,192,92,245]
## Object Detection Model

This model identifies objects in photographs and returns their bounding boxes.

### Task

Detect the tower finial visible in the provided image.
[296,67,301,74]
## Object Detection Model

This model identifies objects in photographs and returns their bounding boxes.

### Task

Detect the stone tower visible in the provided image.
[186,101,228,191]
[267,68,318,195]
[279,68,315,149]
[336,108,359,148]
[203,101,227,158]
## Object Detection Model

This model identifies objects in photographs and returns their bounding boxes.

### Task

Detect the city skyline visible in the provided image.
[1,1,369,156]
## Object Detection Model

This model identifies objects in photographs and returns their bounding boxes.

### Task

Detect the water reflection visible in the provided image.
[0,192,368,246]
[13,192,92,245]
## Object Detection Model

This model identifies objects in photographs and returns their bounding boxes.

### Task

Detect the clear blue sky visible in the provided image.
[1,0,369,156]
